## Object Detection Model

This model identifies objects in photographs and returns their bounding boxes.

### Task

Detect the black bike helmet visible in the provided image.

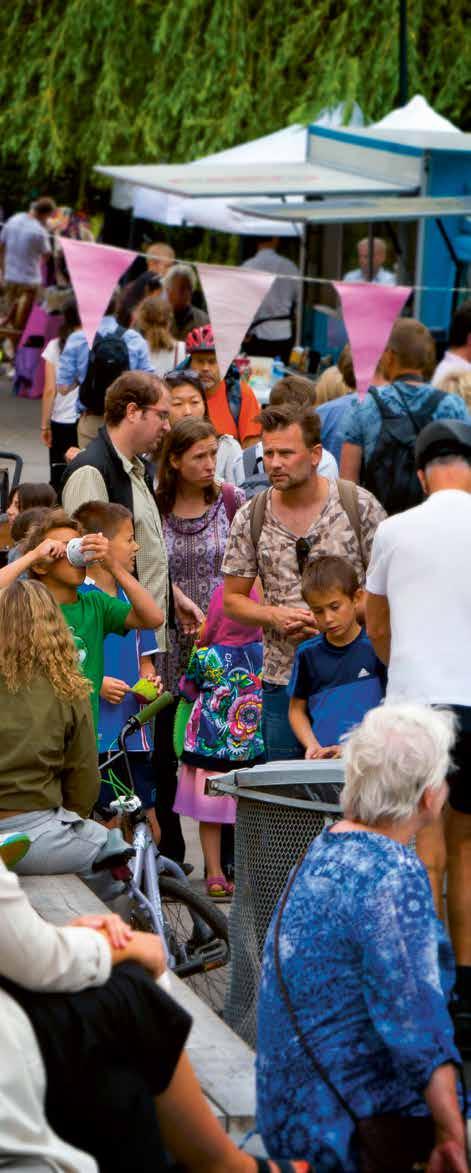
[415,419,471,470]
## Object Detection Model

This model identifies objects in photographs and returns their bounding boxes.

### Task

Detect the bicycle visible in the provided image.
[96,691,230,1016]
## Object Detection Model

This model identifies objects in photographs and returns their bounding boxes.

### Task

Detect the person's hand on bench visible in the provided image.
[70,913,133,950]
[72,912,166,978]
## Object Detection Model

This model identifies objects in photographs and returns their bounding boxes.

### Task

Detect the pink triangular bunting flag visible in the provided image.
[61,238,137,348]
[333,282,412,400]
[196,262,277,378]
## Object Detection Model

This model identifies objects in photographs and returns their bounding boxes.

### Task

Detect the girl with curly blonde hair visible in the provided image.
[0,579,90,700]
[0,579,121,895]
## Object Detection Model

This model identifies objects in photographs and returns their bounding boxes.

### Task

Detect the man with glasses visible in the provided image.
[223,402,385,760]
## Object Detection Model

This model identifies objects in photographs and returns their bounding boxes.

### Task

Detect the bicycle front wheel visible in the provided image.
[159,876,230,1016]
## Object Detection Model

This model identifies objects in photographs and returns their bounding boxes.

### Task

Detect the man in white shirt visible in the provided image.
[343,236,396,285]
[366,417,471,1052]
[242,237,300,363]
[432,298,471,386]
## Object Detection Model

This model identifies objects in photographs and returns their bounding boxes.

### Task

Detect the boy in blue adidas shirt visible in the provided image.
[75,501,162,842]
[288,555,385,759]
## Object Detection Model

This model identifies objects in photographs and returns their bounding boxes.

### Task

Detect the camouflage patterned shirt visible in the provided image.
[222,482,386,684]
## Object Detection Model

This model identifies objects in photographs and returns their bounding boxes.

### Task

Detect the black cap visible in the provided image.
[415,419,471,470]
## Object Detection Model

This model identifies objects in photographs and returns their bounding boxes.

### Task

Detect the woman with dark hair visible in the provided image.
[155,419,245,859]
[40,295,82,490]
[157,418,245,661]
[163,369,242,483]
[6,481,57,529]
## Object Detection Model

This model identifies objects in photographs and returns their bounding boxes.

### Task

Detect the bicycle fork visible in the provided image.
[128,825,171,964]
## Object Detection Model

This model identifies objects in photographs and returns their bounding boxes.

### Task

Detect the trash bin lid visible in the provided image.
[211,758,344,810]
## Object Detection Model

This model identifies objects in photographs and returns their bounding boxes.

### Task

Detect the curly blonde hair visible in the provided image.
[0,580,91,700]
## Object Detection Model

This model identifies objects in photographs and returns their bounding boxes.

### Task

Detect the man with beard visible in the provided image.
[186,325,261,450]
[223,403,385,760]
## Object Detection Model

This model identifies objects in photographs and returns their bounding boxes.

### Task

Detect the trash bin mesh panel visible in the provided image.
[224,794,331,1047]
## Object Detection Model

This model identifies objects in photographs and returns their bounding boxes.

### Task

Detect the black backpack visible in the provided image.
[79,327,130,414]
[363,385,444,515]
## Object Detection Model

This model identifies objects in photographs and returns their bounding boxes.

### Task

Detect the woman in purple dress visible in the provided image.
[156,417,245,684]
[154,418,245,862]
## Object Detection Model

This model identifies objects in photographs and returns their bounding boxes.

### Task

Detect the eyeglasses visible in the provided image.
[144,406,170,421]
[295,537,310,576]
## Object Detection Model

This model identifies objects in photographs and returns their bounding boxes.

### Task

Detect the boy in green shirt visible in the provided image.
[0,507,164,733]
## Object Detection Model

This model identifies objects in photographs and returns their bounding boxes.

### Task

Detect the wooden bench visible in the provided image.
[20,874,259,1144]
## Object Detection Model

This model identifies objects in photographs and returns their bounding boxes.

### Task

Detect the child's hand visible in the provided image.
[80,532,110,565]
[31,538,66,565]
[305,744,321,760]
[139,672,163,694]
[100,676,130,704]
[317,745,342,759]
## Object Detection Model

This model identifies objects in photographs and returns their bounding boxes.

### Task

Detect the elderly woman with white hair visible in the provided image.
[257,704,468,1173]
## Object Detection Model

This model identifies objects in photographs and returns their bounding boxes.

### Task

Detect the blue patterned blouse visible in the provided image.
[257,830,460,1172]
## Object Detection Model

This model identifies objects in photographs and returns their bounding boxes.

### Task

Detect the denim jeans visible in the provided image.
[262,681,303,762]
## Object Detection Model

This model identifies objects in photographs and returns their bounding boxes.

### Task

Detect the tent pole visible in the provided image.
[296,225,306,347]
[367,223,374,281]
[399,0,409,105]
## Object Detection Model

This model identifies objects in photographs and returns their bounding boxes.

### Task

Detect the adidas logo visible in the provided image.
[358,668,370,678]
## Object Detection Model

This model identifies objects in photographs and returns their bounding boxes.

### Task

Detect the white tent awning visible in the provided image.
[230,194,471,225]
[96,160,413,199]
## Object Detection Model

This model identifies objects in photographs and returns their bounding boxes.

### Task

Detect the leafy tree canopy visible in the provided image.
[0,0,469,201]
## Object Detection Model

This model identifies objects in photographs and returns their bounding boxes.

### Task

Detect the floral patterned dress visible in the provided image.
[162,487,245,690]
[174,639,263,824]
[257,830,460,1172]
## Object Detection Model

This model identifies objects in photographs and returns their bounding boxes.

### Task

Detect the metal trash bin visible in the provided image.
[212,760,344,1047]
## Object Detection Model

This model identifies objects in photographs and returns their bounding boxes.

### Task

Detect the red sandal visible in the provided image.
[206,875,234,899]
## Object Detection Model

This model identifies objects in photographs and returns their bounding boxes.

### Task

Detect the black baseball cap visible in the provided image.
[415,419,471,471]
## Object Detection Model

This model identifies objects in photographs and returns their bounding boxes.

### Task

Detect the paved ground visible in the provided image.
[0,374,49,482]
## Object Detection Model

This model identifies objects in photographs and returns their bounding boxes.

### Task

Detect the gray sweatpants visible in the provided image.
[0,808,123,903]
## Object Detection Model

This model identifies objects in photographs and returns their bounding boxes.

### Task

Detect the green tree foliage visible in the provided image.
[0,0,469,196]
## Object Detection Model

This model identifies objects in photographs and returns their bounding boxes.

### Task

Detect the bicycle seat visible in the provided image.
[92,828,135,873]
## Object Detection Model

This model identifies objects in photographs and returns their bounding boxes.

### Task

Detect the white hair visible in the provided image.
[163,263,197,292]
[341,703,456,826]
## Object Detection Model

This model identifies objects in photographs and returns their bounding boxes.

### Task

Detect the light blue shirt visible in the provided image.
[57,315,154,389]
[343,266,396,286]
[342,380,470,464]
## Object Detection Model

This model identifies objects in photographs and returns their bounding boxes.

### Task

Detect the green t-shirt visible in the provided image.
[61,590,131,732]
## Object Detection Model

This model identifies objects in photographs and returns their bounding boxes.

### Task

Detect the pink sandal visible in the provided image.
[206,875,234,899]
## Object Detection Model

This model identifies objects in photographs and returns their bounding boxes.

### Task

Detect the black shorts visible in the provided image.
[447,706,471,814]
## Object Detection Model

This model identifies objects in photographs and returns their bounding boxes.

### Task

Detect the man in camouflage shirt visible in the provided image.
[223,402,385,760]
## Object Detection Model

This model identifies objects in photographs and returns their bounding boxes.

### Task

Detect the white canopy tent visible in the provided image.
[105,102,364,237]
[372,93,459,133]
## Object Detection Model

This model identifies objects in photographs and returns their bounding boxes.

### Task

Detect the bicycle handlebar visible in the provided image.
[134,690,174,727]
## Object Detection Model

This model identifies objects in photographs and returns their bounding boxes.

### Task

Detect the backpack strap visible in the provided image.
[368,386,389,418]
[395,386,444,433]
[225,365,242,426]
[249,488,269,549]
[220,482,239,525]
[337,478,366,570]
[242,444,264,479]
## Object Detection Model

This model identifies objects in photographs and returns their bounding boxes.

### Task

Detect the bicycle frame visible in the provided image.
[99,723,217,969]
